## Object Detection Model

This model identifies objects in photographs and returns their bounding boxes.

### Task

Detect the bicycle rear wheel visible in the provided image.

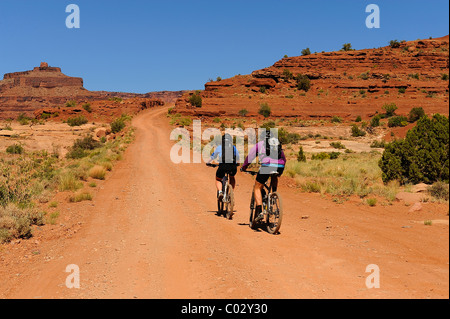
[266,192,283,234]
[217,192,224,215]
[225,185,235,220]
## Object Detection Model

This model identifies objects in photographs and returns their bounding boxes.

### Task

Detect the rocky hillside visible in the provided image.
[175,36,449,120]
[0,62,184,119]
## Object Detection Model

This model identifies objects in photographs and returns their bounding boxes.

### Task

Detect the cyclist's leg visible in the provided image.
[253,181,264,206]
[216,166,226,195]
[270,167,284,192]
[229,165,237,189]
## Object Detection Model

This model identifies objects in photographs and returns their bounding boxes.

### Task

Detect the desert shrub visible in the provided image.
[408,107,425,123]
[111,118,126,133]
[331,116,342,123]
[379,114,449,184]
[282,69,293,81]
[295,74,311,92]
[297,147,306,162]
[330,142,346,149]
[260,121,276,130]
[189,94,203,108]
[366,198,377,207]
[370,140,386,148]
[17,113,31,125]
[301,48,311,56]
[238,109,248,117]
[0,204,44,243]
[370,114,381,127]
[442,73,449,81]
[355,116,362,122]
[66,136,101,159]
[428,182,449,201]
[388,116,408,128]
[65,100,77,108]
[312,152,340,160]
[359,72,370,80]
[389,40,401,48]
[382,103,398,117]
[398,87,406,94]
[6,144,24,155]
[67,116,88,127]
[342,43,353,51]
[278,128,301,145]
[82,103,92,113]
[259,86,267,93]
[258,103,271,118]
[351,125,366,137]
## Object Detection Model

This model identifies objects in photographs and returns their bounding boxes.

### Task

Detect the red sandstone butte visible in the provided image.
[175,36,449,120]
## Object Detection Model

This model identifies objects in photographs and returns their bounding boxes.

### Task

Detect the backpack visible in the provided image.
[265,135,282,160]
[221,134,237,165]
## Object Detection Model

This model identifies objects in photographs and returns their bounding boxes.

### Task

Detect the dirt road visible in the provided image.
[1,107,448,299]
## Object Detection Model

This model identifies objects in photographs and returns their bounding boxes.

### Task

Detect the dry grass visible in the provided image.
[89,165,106,180]
[69,191,93,203]
[0,204,44,243]
[285,152,399,201]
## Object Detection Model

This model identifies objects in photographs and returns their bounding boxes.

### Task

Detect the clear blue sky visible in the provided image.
[0,0,448,93]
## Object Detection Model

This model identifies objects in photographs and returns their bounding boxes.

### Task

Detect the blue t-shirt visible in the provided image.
[211,145,240,164]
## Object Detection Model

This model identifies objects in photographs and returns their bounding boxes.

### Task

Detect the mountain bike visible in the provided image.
[244,170,283,234]
[206,163,235,220]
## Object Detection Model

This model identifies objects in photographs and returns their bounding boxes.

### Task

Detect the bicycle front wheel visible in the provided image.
[266,192,283,234]
[249,193,258,229]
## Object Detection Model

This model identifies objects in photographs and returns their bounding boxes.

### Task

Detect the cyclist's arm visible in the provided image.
[208,146,221,164]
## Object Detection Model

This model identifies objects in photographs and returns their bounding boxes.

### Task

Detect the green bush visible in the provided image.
[408,107,425,123]
[351,125,366,137]
[82,103,92,113]
[282,69,293,81]
[189,94,203,108]
[370,115,381,127]
[278,128,301,145]
[382,103,398,117]
[258,103,271,118]
[295,74,311,92]
[301,48,311,56]
[67,116,88,127]
[331,116,342,123]
[111,118,126,133]
[379,114,449,184]
[66,136,101,159]
[6,144,24,155]
[65,100,77,108]
[312,152,340,160]
[389,40,401,48]
[388,116,408,128]
[342,43,353,51]
[297,147,306,162]
[238,109,249,117]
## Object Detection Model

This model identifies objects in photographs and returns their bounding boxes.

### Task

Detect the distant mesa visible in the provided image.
[0,62,185,119]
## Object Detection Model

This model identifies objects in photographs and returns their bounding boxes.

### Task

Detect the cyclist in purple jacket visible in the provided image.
[241,130,286,219]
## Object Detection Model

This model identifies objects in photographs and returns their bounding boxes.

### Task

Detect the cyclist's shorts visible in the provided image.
[216,164,237,179]
[256,166,284,185]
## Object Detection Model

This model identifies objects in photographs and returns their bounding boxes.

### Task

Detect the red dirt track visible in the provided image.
[0,107,448,299]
